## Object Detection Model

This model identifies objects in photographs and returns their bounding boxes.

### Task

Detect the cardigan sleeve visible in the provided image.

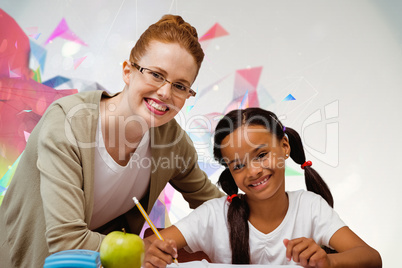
[37,104,103,253]
[155,122,224,209]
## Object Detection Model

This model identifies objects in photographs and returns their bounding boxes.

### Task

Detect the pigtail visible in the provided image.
[217,169,251,264]
[285,127,334,207]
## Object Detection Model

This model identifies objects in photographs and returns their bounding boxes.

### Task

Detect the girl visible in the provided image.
[144,108,382,268]
[0,14,223,268]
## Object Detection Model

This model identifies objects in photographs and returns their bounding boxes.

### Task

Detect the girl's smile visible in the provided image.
[221,125,290,202]
[249,174,271,189]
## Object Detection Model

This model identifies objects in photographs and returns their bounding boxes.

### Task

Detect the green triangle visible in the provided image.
[285,166,302,176]
[0,154,22,207]
[31,67,42,83]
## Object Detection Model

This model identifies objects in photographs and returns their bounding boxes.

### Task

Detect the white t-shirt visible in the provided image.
[174,190,346,264]
[89,117,151,230]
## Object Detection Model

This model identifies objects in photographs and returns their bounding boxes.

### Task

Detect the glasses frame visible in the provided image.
[131,62,196,98]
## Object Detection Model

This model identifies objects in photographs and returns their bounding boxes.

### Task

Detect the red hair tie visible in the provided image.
[301,161,312,169]
[226,194,238,203]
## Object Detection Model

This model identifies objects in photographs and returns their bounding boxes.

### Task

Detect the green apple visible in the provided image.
[100,228,145,268]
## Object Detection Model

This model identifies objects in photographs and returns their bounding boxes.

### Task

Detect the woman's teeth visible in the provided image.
[252,177,269,187]
[147,99,167,112]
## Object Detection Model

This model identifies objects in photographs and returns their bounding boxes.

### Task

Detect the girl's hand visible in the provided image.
[283,238,331,268]
[143,239,178,268]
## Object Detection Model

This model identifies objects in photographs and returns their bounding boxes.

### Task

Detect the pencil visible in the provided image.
[133,197,179,266]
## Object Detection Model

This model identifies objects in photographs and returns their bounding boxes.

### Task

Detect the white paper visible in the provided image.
[166,260,302,268]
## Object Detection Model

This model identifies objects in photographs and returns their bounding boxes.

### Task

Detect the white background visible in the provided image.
[2,0,401,266]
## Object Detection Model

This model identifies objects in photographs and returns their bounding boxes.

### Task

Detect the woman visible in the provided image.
[0,14,223,268]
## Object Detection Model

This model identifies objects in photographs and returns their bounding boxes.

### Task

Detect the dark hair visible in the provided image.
[213,108,333,264]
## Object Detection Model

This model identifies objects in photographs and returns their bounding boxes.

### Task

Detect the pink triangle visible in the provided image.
[44,18,87,46]
[73,56,87,70]
[248,90,259,107]
[44,18,69,45]
[24,131,31,142]
[164,184,175,211]
[0,39,7,52]
[9,68,21,78]
[236,66,263,89]
[233,73,254,99]
[224,98,242,114]
[26,26,39,35]
[199,23,229,42]
[233,73,261,107]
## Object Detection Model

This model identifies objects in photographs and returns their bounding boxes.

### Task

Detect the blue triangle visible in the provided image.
[43,76,71,88]
[283,94,296,101]
[239,90,249,108]
[29,40,47,72]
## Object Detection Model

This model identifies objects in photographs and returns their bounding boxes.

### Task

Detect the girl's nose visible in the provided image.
[247,161,263,178]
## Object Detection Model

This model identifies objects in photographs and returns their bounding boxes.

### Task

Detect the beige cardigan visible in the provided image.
[0,90,223,267]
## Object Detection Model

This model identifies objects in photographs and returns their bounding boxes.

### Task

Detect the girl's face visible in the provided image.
[122,41,198,128]
[221,125,290,202]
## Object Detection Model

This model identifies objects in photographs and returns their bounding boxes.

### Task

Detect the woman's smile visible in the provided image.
[144,98,169,115]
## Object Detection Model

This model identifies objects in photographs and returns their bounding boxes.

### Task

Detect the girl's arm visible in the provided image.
[327,226,382,268]
[143,226,187,268]
[284,226,382,268]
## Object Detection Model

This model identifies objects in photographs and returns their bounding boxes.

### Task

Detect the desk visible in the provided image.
[167,260,301,267]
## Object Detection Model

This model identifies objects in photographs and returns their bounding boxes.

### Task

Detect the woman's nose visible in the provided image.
[156,82,172,100]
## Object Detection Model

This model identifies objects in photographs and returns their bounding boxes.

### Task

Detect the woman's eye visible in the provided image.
[173,83,187,92]
[151,71,163,80]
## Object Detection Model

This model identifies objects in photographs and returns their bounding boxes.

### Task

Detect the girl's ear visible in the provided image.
[122,60,132,85]
[282,135,291,158]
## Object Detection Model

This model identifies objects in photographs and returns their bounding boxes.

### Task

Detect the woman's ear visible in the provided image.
[122,60,132,85]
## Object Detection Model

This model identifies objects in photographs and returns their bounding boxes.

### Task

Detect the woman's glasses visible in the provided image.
[131,62,196,99]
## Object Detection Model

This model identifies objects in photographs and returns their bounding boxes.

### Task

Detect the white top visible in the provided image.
[174,190,346,264]
[89,117,151,230]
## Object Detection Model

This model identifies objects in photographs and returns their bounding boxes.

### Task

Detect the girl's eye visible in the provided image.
[233,163,245,171]
[256,152,268,160]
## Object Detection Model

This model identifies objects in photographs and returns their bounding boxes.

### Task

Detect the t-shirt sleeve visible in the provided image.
[174,197,224,254]
[311,194,347,247]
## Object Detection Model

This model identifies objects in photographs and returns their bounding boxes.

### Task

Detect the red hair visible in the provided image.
[130,14,204,78]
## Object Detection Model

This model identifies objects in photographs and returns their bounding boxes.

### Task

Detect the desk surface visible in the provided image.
[166,260,301,267]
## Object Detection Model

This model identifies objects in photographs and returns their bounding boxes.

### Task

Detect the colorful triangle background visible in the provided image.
[199,23,229,41]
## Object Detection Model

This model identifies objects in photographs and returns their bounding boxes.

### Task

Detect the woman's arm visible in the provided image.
[38,103,103,252]
[143,226,187,268]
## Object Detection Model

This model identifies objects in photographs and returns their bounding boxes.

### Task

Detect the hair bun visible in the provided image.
[157,14,199,39]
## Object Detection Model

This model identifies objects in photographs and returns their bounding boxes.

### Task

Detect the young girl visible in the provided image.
[144,108,382,268]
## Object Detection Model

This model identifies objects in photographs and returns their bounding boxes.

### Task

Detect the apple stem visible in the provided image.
[122,228,126,234]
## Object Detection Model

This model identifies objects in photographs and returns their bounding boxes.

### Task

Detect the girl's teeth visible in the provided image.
[147,99,167,112]
[252,177,269,186]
